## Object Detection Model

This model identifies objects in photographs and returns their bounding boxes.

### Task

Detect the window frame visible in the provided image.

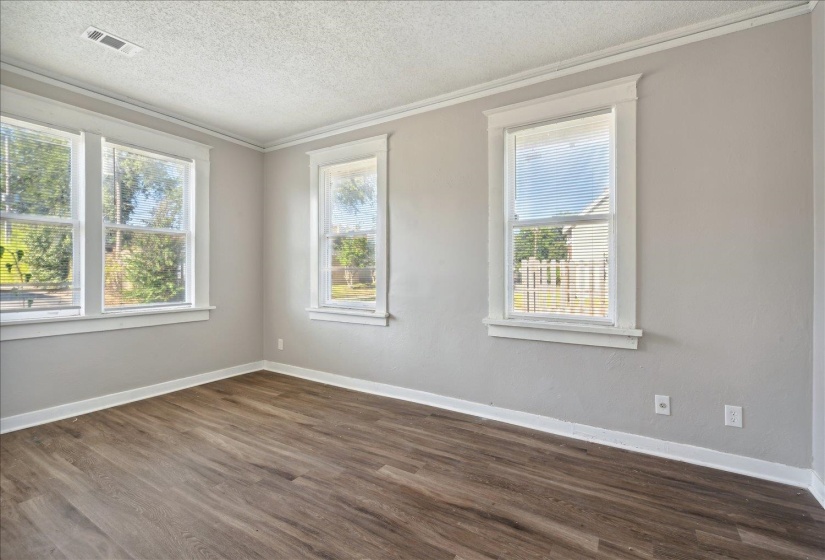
[505,110,616,326]
[483,75,642,349]
[0,86,212,341]
[0,116,83,320]
[306,135,388,326]
[100,140,195,313]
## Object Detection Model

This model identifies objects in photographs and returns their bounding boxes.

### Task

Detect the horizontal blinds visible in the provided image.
[323,158,377,306]
[0,220,79,311]
[103,142,188,230]
[510,111,612,319]
[102,141,191,309]
[513,112,611,220]
[0,121,73,218]
[324,157,377,235]
[1,119,79,313]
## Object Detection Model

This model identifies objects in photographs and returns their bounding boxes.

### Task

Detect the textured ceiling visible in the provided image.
[0,1,804,145]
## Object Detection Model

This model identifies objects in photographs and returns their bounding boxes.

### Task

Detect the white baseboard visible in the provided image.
[0,361,265,434]
[264,360,817,495]
[811,471,825,509]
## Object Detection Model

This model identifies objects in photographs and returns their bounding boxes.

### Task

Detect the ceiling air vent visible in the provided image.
[82,26,142,56]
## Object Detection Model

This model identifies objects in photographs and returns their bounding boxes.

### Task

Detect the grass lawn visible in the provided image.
[331,283,375,302]
[513,290,607,316]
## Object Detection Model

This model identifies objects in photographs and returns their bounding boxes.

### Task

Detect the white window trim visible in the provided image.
[483,75,642,349]
[307,135,388,326]
[0,86,212,341]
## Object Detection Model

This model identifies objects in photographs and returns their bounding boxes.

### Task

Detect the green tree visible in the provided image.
[1,125,187,306]
[122,234,185,303]
[1,123,71,216]
[26,227,73,283]
[333,236,374,289]
[331,172,376,290]
[514,227,569,267]
[1,123,74,287]
[104,149,186,305]
[513,227,569,284]
[335,176,374,211]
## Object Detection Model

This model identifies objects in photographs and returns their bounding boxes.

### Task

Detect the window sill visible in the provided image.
[0,306,214,341]
[483,318,642,349]
[307,307,389,326]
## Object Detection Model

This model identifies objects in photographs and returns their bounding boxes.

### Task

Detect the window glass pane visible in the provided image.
[324,158,377,234]
[512,222,609,318]
[104,228,187,309]
[103,143,188,230]
[511,111,612,320]
[0,220,77,311]
[0,121,72,217]
[514,112,611,220]
[326,234,375,305]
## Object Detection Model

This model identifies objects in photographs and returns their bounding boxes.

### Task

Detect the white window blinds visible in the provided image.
[321,157,377,308]
[0,119,80,314]
[102,141,192,310]
[509,111,613,320]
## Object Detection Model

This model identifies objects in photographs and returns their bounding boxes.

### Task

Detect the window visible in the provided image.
[0,87,211,341]
[102,142,192,310]
[1,119,81,318]
[307,135,388,326]
[484,75,642,349]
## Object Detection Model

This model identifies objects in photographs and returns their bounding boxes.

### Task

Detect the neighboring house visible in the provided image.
[565,192,609,316]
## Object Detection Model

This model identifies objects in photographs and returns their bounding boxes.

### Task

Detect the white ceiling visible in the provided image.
[0,1,806,146]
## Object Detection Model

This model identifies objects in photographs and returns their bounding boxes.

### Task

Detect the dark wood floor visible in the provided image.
[1,371,823,559]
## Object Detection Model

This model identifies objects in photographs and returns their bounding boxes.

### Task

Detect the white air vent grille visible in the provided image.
[82,27,142,56]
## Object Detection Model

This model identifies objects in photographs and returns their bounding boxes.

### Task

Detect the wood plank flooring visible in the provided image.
[1,371,823,559]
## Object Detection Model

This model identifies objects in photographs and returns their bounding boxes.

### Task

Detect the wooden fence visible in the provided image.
[515,257,608,317]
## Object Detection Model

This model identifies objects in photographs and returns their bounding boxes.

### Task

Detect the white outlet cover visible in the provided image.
[655,395,671,416]
[725,405,743,427]
[277,338,284,350]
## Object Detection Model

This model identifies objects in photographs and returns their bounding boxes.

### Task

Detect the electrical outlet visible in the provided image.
[277,338,284,351]
[725,405,742,428]
[655,395,671,416]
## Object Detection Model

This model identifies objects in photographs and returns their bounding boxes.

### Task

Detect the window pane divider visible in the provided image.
[1,305,81,314]
[102,301,193,313]
[103,223,186,235]
[509,213,609,228]
[0,212,76,225]
[324,230,376,239]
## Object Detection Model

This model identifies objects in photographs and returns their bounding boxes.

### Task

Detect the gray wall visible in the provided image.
[264,16,814,467]
[1,14,817,472]
[813,1,825,482]
[0,71,265,418]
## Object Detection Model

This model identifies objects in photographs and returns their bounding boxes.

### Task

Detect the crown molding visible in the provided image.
[262,0,814,151]
[1,1,815,154]
[0,60,266,152]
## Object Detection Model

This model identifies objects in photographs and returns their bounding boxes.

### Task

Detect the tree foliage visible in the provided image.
[1,124,74,287]
[1,123,71,216]
[334,176,374,212]
[106,148,186,304]
[123,193,185,303]
[333,236,375,288]
[514,227,569,266]
[26,228,73,283]
[331,174,376,289]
